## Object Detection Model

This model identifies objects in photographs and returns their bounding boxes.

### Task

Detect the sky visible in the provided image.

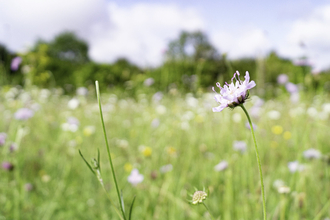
[0,0,330,71]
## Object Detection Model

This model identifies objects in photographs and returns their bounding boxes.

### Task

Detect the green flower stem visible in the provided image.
[240,104,267,220]
[202,202,215,220]
[95,81,126,220]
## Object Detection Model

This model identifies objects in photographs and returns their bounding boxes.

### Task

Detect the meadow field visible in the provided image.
[0,84,330,220]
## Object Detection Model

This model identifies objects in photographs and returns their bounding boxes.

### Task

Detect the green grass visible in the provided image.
[0,86,330,220]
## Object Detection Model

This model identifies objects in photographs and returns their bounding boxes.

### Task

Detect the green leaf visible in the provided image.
[120,190,125,214]
[128,196,136,220]
[78,149,95,175]
[97,148,101,173]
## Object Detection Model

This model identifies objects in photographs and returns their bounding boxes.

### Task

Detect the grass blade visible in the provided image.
[78,150,95,175]
[128,196,136,220]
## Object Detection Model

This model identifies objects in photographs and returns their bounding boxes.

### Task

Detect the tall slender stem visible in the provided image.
[240,104,267,220]
[95,81,126,220]
[202,202,215,220]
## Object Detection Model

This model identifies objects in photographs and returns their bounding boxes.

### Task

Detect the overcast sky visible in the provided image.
[0,0,330,71]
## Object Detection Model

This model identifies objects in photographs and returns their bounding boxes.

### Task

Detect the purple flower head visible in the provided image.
[303,148,321,159]
[128,169,144,186]
[233,141,247,153]
[67,117,80,126]
[285,82,298,94]
[214,160,228,172]
[2,161,14,171]
[212,71,256,112]
[11,56,22,71]
[0,133,7,146]
[277,74,288,85]
[10,143,18,152]
[14,108,34,120]
[288,161,304,173]
[144,78,155,87]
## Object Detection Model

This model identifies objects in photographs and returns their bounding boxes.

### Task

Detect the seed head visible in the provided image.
[191,190,208,205]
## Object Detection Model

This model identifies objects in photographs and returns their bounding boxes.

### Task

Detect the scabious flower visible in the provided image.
[233,141,247,153]
[11,56,22,71]
[144,78,155,87]
[277,74,289,85]
[2,161,14,171]
[288,161,305,173]
[191,190,208,205]
[127,169,144,186]
[285,82,298,94]
[214,160,228,172]
[212,71,256,112]
[303,148,321,159]
[14,108,34,120]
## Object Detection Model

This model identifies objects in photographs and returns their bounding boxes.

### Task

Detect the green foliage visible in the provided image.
[2,30,330,97]
[1,87,330,219]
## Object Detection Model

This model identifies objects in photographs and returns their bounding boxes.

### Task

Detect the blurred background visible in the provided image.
[0,0,330,95]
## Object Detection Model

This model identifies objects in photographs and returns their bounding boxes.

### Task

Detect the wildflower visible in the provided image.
[212,71,256,112]
[155,105,166,115]
[273,179,285,189]
[191,190,208,205]
[124,163,133,172]
[303,148,321,159]
[233,141,247,153]
[141,146,152,157]
[160,164,173,173]
[11,56,22,71]
[307,107,318,118]
[76,87,88,96]
[83,126,95,137]
[2,161,14,171]
[288,161,304,173]
[68,98,80,109]
[152,92,163,103]
[144,78,155,87]
[214,160,228,172]
[128,169,144,186]
[278,186,290,194]
[14,108,34,120]
[267,110,281,120]
[0,133,7,146]
[9,143,18,152]
[290,92,300,103]
[285,82,298,93]
[283,131,292,140]
[277,74,288,85]
[272,125,283,135]
[117,139,129,149]
[62,117,80,132]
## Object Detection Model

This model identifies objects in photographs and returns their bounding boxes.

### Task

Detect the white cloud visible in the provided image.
[0,1,204,67]
[210,28,272,59]
[0,0,109,50]
[279,4,330,70]
[89,2,204,66]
